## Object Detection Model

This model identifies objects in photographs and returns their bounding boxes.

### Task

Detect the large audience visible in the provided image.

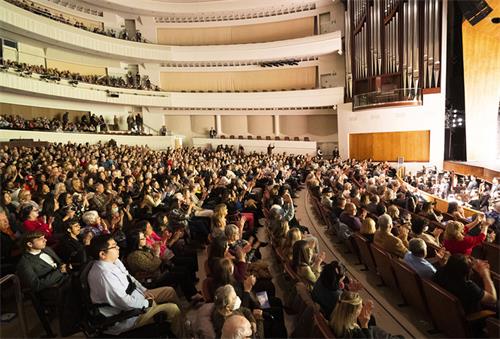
[6,0,149,43]
[1,60,161,92]
[0,140,498,338]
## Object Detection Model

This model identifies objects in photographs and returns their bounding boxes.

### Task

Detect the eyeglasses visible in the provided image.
[106,245,119,251]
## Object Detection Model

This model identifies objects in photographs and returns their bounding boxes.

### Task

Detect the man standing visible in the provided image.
[209,127,217,139]
[267,143,275,155]
[87,235,181,336]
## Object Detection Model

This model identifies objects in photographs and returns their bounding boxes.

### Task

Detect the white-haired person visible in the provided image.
[81,210,109,236]
[374,214,409,258]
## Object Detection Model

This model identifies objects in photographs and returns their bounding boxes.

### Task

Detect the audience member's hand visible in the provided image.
[432,227,443,238]
[315,251,326,265]
[399,226,409,238]
[472,259,491,278]
[347,278,363,292]
[243,274,256,292]
[144,291,155,300]
[252,309,263,318]
[235,247,246,262]
[358,300,374,328]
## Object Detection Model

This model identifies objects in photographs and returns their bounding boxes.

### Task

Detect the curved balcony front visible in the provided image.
[1,1,342,63]
[0,70,344,109]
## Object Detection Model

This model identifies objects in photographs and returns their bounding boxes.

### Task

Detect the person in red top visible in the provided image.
[443,216,488,255]
[20,205,53,240]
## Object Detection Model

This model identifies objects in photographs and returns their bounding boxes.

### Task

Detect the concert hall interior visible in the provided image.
[0,0,499,338]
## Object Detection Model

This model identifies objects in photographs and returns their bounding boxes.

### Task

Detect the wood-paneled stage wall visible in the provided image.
[349,130,430,162]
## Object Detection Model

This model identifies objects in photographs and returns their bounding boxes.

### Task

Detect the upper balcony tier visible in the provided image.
[1,1,342,63]
[82,0,333,17]
[0,70,344,109]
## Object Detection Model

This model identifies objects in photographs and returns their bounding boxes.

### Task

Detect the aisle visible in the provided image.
[295,188,437,339]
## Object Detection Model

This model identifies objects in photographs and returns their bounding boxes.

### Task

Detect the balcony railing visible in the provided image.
[353,88,423,111]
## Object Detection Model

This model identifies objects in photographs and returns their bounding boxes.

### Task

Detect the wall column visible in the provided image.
[215,114,222,134]
[273,115,280,136]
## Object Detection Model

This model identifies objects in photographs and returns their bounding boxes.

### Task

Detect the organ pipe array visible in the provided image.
[344,0,442,99]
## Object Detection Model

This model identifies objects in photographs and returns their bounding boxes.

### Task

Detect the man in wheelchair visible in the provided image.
[86,234,182,337]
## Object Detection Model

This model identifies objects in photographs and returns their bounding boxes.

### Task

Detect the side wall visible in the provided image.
[337,93,446,165]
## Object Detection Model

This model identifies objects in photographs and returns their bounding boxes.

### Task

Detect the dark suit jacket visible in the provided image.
[16,247,66,292]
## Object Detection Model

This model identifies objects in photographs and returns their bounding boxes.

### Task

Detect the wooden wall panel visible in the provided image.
[349,131,430,161]
[160,67,316,92]
[157,17,314,45]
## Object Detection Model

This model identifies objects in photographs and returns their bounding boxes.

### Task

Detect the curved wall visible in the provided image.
[1,1,341,62]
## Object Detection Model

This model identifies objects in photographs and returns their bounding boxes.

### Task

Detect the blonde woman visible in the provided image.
[329,291,403,339]
[211,204,228,239]
[443,217,488,255]
[282,228,302,261]
[271,220,289,248]
[360,217,376,243]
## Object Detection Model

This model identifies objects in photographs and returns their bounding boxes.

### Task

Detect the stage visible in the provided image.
[444,161,500,182]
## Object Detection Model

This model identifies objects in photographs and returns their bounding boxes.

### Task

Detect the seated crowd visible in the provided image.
[1,59,161,91]
[1,140,498,338]
[306,159,498,337]
[1,141,301,338]
[6,0,148,43]
[0,111,152,136]
[0,112,108,133]
[404,165,499,213]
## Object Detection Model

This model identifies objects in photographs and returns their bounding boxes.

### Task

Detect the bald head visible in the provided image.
[221,315,252,339]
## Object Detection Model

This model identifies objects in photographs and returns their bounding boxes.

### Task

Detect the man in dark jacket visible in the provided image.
[16,231,68,293]
[16,231,68,336]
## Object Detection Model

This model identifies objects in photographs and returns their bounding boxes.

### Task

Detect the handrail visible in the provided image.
[353,88,423,111]
[0,274,28,338]
[142,122,159,135]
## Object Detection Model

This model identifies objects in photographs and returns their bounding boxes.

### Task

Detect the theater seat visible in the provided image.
[486,317,500,339]
[391,258,429,315]
[310,312,335,338]
[483,242,499,274]
[290,283,319,338]
[201,277,215,303]
[370,244,399,291]
[352,233,377,273]
[421,279,495,338]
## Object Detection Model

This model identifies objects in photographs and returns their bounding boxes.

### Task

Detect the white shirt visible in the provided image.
[87,259,148,334]
[29,250,57,268]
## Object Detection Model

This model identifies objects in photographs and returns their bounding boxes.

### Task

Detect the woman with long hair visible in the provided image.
[291,239,325,285]
[330,291,401,338]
